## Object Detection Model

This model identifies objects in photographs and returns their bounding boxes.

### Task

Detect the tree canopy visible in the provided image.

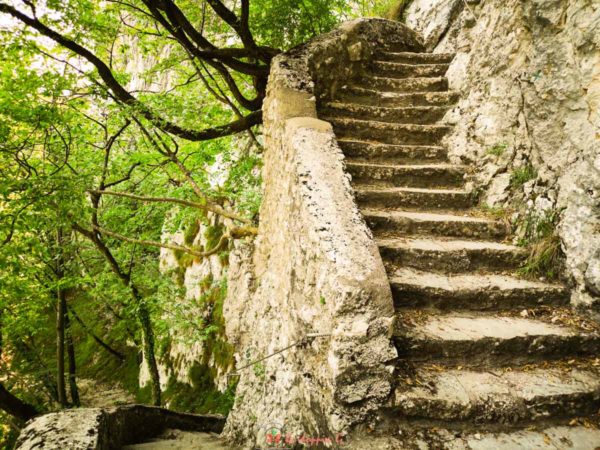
[0,0,387,446]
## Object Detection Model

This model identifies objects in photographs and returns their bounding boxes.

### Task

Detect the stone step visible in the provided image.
[378,237,527,273]
[339,86,459,107]
[389,268,569,311]
[364,209,507,240]
[338,140,447,163]
[354,186,474,210]
[393,367,600,424]
[377,51,455,65]
[356,75,448,92]
[347,162,467,189]
[330,118,452,145]
[393,425,600,449]
[321,102,449,124]
[371,61,450,78]
[394,314,600,366]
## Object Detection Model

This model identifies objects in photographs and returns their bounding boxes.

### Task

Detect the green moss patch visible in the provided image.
[162,363,236,415]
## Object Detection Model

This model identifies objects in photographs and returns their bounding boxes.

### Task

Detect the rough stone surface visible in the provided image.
[390,267,568,310]
[354,426,600,449]
[149,212,233,392]
[16,406,225,450]
[311,10,600,448]
[464,427,600,450]
[146,147,252,394]
[395,367,600,422]
[404,0,600,308]
[221,19,423,449]
[16,409,104,450]
[123,430,233,449]
[405,0,463,51]
[406,315,576,340]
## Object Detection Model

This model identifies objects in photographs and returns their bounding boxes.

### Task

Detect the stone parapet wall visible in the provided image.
[15,405,224,450]
[222,19,423,448]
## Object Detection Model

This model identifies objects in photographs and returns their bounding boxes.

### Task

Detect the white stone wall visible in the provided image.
[153,215,231,391]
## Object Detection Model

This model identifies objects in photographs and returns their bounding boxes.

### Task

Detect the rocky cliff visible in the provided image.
[404,0,600,308]
[150,145,260,414]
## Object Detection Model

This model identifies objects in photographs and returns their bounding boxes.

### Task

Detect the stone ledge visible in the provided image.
[15,405,225,450]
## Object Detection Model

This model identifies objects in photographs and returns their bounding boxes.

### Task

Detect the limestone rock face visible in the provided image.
[405,0,600,308]
[147,140,258,397]
[405,0,463,51]
[149,215,231,392]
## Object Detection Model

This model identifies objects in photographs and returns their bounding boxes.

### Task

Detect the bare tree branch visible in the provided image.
[68,306,126,362]
[128,116,255,225]
[139,0,264,110]
[90,190,252,224]
[90,224,228,258]
[0,3,263,141]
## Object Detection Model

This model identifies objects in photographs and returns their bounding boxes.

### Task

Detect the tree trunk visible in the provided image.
[0,383,38,422]
[56,228,68,407]
[65,310,80,406]
[56,286,67,407]
[68,306,126,362]
[139,304,161,406]
[72,223,162,406]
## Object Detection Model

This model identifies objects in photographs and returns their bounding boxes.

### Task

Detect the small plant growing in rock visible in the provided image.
[517,209,563,280]
[478,204,513,233]
[486,143,508,157]
[519,234,562,280]
[368,0,414,21]
[510,164,537,189]
[479,203,508,220]
[253,363,266,380]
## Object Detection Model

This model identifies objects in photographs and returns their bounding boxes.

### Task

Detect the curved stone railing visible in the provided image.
[223,19,424,447]
[15,405,225,449]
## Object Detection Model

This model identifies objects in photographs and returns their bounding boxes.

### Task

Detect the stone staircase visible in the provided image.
[318,50,600,448]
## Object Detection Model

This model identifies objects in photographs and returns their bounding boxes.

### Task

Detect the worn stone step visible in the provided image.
[347,162,467,189]
[357,75,448,92]
[321,102,448,124]
[378,237,527,273]
[339,86,460,107]
[364,209,507,239]
[394,314,600,366]
[389,268,569,311]
[459,426,600,450]
[393,367,600,425]
[378,51,455,65]
[338,140,447,163]
[371,61,450,78]
[330,118,452,145]
[354,186,474,210]
[392,425,600,449]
